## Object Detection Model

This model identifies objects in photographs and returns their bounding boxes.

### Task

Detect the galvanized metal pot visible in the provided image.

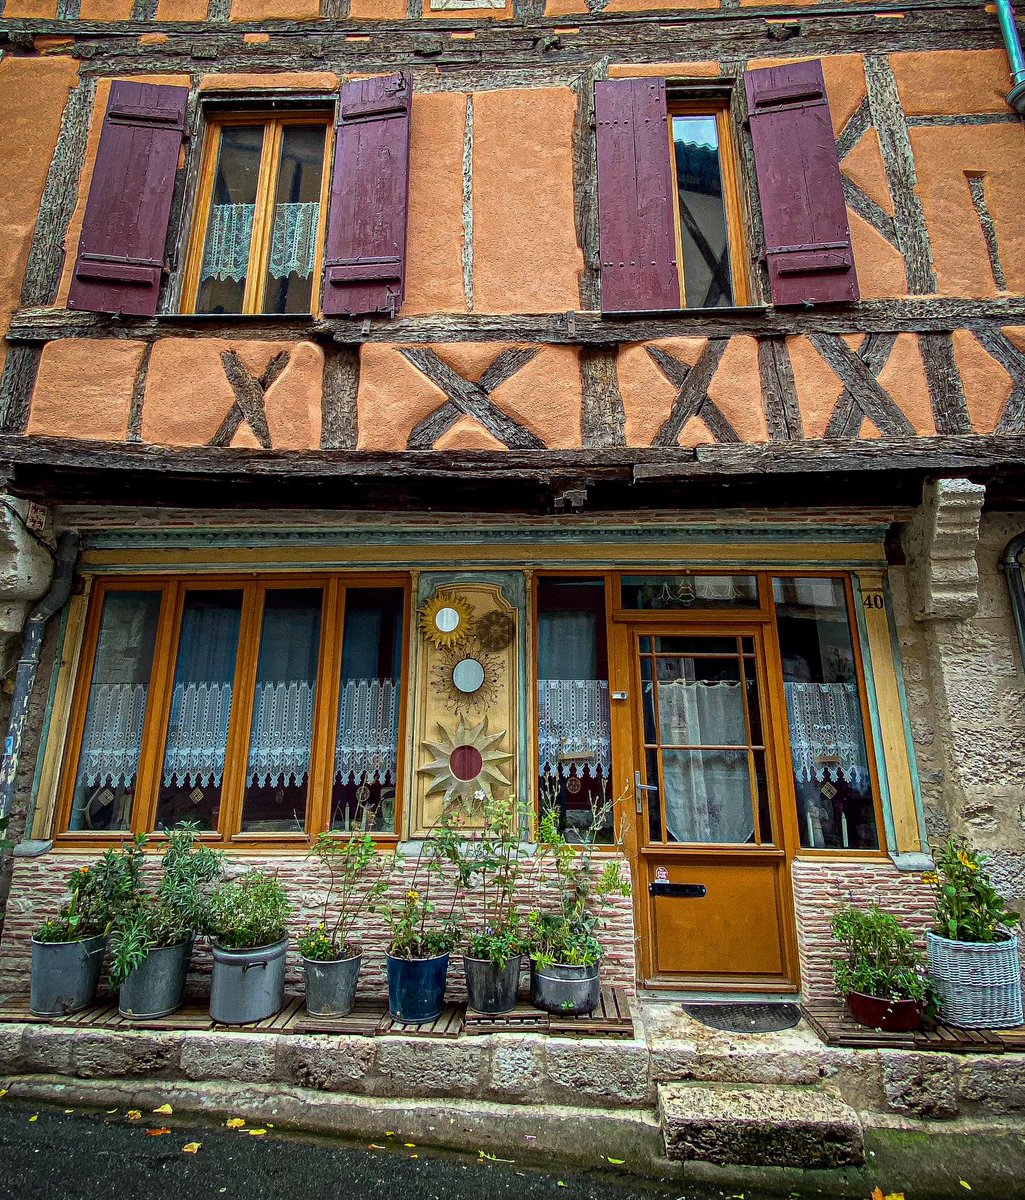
[530,959,601,1016]
[464,954,522,1014]
[118,938,193,1020]
[30,934,107,1017]
[302,952,362,1017]
[386,952,449,1024]
[210,937,288,1025]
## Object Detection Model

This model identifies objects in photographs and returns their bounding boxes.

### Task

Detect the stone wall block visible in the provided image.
[19,1024,73,1076]
[487,1033,545,1102]
[374,1036,489,1099]
[179,1031,278,1083]
[0,1025,24,1074]
[276,1034,377,1095]
[958,1056,1025,1114]
[543,1039,651,1108]
[650,1044,825,1087]
[72,1029,183,1080]
[881,1050,959,1118]
[902,477,986,623]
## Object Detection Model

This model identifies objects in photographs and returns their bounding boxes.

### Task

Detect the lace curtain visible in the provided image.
[783,681,868,788]
[201,201,321,283]
[335,677,400,782]
[537,679,611,777]
[79,683,149,788]
[248,680,315,787]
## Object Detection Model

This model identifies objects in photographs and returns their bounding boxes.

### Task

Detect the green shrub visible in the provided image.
[926,839,1021,944]
[209,870,292,950]
[831,904,929,1003]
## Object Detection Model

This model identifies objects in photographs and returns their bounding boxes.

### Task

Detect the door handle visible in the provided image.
[634,769,657,814]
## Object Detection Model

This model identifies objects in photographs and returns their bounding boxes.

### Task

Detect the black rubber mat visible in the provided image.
[682,1002,802,1033]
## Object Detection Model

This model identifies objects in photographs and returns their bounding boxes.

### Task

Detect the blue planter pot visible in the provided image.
[386,952,449,1023]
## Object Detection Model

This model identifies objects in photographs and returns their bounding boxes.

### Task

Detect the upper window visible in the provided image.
[185,115,331,316]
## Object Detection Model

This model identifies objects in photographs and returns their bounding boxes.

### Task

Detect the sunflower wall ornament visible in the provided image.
[430,638,502,716]
[473,609,516,653]
[419,716,513,807]
[420,593,474,650]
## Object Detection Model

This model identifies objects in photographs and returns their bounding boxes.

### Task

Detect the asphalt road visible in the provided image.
[0,1100,745,1200]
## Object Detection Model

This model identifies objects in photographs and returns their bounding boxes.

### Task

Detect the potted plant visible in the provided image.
[830,904,930,1031]
[924,839,1023,1028]
[375,839,460,1024]
[296,829,387,1018]
[525,798,631,1017]
[438,794,527,1015]
[31,847,136,1017]
[111,823,222,1020]
[208,869,292,1025]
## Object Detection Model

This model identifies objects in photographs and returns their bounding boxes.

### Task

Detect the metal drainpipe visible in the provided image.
[995,0,1025,114]
[1003,533,1025,671]
[0,532,80,825]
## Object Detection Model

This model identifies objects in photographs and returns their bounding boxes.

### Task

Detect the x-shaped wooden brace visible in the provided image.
[208,349,291,449]
[810,333,914,437]
[647,339,738,446]
[973,328,1025,434]
[402,347,545,450]
[834,99,899,252]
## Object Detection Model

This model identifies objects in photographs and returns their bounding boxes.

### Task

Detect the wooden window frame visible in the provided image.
[181,110,334,317]
[53,573,411,850]
[666,98,749,309]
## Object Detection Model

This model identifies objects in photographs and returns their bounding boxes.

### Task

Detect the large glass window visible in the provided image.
[536,578,612,843]
[773,577,879,850]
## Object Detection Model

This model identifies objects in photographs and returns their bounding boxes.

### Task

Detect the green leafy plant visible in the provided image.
[209,869,292,950]
[374,824,462,960]
[107,824,223,985]
[831,904,929,1004]
[926,838,1021,944]
[296,830,388,961]
[35,841,143,944]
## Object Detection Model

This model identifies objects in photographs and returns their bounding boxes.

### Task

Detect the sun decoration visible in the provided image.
[420,594,474,650]
[419,716,512,807]
[473,610,516,653]
[430,639,502,715]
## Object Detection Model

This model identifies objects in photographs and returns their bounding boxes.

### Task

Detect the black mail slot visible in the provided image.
[649,882,707,898]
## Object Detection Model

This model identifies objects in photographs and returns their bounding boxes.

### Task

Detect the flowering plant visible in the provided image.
[926,838,1021,944]
[35,840,144,944]
[376,887,460,960]
[831,904,930,1004]
[297,830,388,961]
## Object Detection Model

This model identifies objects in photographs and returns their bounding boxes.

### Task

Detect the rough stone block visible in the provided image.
[0,1025,24,1073]
[277,1035,376,1094]
[179,1032,278,1083]
[544,1039,651,1108]
[72,1029,183,1080]
[20,1024,73,1076]
[375,1036,488,1099]
[659,1083,864,1168]
[958,1056,1025,1114]
[882,1051,959,1118]
[488,1034,545,1103]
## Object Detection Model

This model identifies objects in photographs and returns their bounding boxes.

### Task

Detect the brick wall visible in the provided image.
[0,849,636,1000]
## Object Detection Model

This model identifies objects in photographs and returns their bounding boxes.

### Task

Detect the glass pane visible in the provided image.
[646,747,663,842]
[672,113,734,308]
[640,653,656,744]
[69,591,161,832]
[537,578,612,844]
[332,588,405,834]
[196,125,265,315]
[663,749,755,843]
[262,124,327,315]
[753,749,773,844]
[156,590,243,831]
[773,577,879,850]
[241,589,323,834]
[657,665,747,747]
[621,575,758,610]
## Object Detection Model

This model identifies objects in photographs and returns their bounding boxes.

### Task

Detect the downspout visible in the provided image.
[0,532,79,827]
[1002,533,1025,671]
[995,0,1025,114]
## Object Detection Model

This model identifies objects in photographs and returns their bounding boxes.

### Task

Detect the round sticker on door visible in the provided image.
[654,866,669,882]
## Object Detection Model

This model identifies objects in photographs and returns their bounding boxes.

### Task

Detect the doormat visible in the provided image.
[682,1002,802,1034]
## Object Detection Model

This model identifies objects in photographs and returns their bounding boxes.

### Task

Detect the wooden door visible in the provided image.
[620,624,799,991]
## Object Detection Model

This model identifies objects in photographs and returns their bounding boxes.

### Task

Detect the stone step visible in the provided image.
[658,1082,865,1170]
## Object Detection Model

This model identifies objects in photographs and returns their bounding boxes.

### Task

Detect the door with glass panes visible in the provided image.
[621,621,799,990]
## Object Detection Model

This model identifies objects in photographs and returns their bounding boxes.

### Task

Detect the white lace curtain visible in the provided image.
[537,679,611,777]
[201,201,321,283]
[79,683,149,788]
[335,677,399,782]
[783,681,868,788]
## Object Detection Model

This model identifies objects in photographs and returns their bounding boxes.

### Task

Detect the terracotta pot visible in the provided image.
[846,990,923,1032]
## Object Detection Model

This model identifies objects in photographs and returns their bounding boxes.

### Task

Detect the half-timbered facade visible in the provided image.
[0,0,1023,1000]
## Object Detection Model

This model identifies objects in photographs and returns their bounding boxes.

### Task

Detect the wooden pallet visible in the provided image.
[463,1000,550,1036]
[803,1003,1019,1053]
[378,1001,464,1038]
[292,999,388,1037]
[463,987,634,1039]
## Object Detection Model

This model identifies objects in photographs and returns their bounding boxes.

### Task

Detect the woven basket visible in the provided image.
[926,931,1024,1029]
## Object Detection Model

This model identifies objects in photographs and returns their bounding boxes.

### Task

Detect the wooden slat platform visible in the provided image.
[378,1001,464,1038]
[464,987,635,1039]
[291,999,388,1037]
[803,1003,1022,1053]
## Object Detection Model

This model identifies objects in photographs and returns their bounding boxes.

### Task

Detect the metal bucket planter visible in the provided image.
[386,952,449,1024]
[302,952,362,1017]
[846,990,923,1032]
[530,960,601,1016]
[210,937,288,1025]
[119,938,193,1020]
[30,934,107,1017]
[927,931,1024,1028]
[464,954,522,1015]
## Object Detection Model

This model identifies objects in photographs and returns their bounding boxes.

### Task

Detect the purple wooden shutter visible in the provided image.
[322,73,412,318]
[745,61,859,306]
[68,81,189,317]
[595,78,681,314]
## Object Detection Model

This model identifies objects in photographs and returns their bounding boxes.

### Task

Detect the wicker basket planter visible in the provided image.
[926,931,1024,1029]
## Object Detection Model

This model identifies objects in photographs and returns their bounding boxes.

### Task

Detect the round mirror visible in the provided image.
[435,606,462,634]
[452,657,486,694]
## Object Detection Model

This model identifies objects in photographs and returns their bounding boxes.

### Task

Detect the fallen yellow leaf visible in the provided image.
[872,1190,884,1200]
[248,1129,267,1137]
[153,1104,173,1115]
[385,1131,395,1137]
[182,1143,201,1154]
[961,1185,972,1192]
[64,1110,74,1115]
[226,1118,245,1129]
[404,1142,416,1148]
[127,1111,142,1121]
[409,1154,419,1160]
[0,1089,8,1098]
[28,1115,37,1123]
[607,1157,625,1165]
[147,1128,172,1137]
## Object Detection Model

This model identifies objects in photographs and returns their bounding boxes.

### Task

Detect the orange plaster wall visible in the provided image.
[0,56,80,379]
[608,61,722,79]
[876,334,935,435]
[356,344,449,450]
[788,334,856,440]
[617,338,706,447]
[889,49,1012,116]
[142,339,324,449]
[27,339,145,443]
[749,55,867,139]
[155,0,211,19]
[403,92,469,316]
[2,0,58,16]
[911,124,1025,297]
[848,212,908,300]
[78,0,134,17]
[57,75,193,309]
[230,0,320,19]
[198,72,339,91]
[471,88,583,314]
[348,0,407,18]
[951,327,1014,434]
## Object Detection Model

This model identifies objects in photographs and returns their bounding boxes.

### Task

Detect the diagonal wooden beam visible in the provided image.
[402,346,544,450]
[824,333,897,437]
[835,97,872,164]
[758,337,802,443]
[209,349,290,449]
[812,333,914,437]
[972,328,1025,433]
[648,339,734,446]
